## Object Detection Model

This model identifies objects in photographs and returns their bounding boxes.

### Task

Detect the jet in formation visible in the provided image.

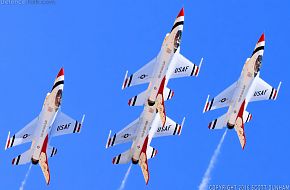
[107,8,202,184]
[203,33,281,149]
[5,68,85,185]
[106,100,185,184]
[122,7,203,127]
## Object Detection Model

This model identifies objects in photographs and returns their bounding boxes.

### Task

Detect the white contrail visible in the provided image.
[19,164,33,190]
[199,129,228,190]
[118,163,133,190]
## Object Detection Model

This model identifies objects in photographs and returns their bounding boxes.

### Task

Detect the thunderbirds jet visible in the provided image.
[106,100,185,185]
[203,33,281,149]
[5,68,85,185]
[122,7,203,127]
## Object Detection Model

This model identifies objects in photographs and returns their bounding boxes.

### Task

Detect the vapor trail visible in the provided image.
[19,164,32,190]
[118,163,133,190]
[199,129,228,190]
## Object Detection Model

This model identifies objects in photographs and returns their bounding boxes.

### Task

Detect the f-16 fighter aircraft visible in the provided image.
[106,100,185,185]
[203,33,281,149]
[122,7,202,127]
[5,68,85,185]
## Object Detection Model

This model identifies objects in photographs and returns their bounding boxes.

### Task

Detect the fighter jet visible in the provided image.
[106,100,185,184]
[122,7,202,127]
[5,68,85,185]
[203,33,281,149]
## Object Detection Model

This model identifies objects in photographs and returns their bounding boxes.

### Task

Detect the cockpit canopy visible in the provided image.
[254,55,262,76]
[173,30,182,52]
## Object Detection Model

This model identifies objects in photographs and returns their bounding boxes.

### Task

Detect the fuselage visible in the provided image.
[130,101,157,164]
[226,59,261,129]
[147,35,180,104]
[147,13,184,105]
[30,93,60,164]
[30,71,64,164]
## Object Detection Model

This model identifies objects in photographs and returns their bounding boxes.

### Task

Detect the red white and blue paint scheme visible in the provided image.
[203,33,281,149]
[5,68,85,185]
[122,7,202,127]
[106,100,185,185]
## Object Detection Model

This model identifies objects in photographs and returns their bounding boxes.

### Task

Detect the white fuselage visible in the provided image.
[130,102,159,163]
[147,34,180,103]
[30,93,58,163]
[226,63,259,128]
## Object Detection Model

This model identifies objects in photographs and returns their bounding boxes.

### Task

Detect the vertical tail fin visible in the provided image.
[39,152,50,185]
[39,135,50,185]
[139,136,150,185]
[156,77,167,127]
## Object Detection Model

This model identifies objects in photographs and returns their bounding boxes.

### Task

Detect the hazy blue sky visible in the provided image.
[0,0,289,189]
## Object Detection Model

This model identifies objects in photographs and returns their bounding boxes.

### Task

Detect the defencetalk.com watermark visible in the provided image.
[208,184,290,190]
[0,0,55,5]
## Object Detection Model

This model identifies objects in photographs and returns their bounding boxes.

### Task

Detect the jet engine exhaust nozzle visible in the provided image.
[227,123,235,129]
[31,158,39,165]
[131,158,139,165]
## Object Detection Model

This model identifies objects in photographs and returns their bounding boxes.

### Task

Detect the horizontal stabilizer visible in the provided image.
[208,113,227,130]
[208,111,252,130]
[146,146,158,160]
[243,111,253,123]
[112,149,131,165]
[12,149,32,166]
[47,146,58,158]
[128,87,174,107]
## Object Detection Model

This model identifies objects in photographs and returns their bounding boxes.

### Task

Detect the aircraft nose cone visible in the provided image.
[177,7,184,18]
[57,67,64,78]
[258,33,265,43]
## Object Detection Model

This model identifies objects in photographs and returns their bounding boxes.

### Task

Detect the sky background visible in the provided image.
[0,0,289,189]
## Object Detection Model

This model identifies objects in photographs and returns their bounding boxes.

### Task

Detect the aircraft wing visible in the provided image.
[50,112,85,137]
[250,78,281,102]
[153,116,185,138]
[106,118,139,148]
[122,57,156,89]
[170,54,203,78]
[203,82,237,112]
[5,117,38,150]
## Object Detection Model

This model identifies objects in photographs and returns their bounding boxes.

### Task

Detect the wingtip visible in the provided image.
[122,70,129,90]
[277,81,282,92]
[196,57,204,77]
[203,95,210,113]
[57,67,64,78]
[106,130,112,149]
[5,131,10,150]
[181,117,186,127]
[81,114,86,124]
[177,7,184,18]
[258,33,265,43]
